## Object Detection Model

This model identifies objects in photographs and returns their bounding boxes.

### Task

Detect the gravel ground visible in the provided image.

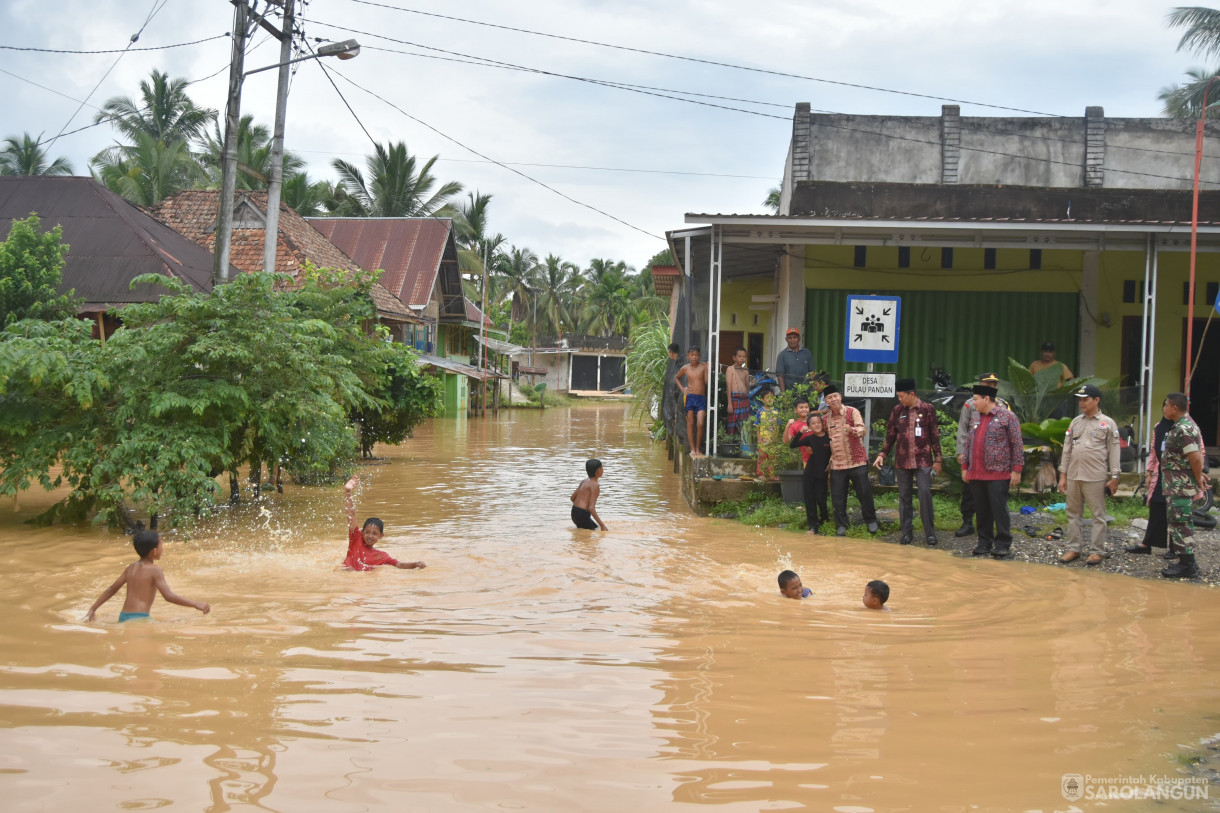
[855,507,1220,586]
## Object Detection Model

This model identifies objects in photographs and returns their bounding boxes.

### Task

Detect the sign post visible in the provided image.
[844,295,901,456]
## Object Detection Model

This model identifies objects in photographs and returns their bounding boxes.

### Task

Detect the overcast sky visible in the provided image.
[0,0,1206,269]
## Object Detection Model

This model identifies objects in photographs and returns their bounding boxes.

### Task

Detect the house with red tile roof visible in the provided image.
[309,217,505,415]
[147,190,418,330]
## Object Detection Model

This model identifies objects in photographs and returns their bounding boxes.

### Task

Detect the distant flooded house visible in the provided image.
[668,104,1220,455]
[308,217,506,416]
[0,176,226,340]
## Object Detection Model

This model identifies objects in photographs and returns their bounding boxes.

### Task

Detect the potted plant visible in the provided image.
[716,422,741,458]
[758,431,803,503]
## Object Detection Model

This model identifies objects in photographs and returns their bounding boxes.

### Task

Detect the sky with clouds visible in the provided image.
[0,0,1209,270]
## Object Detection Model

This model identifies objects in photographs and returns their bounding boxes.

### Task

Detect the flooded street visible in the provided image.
[3,404,1219,811]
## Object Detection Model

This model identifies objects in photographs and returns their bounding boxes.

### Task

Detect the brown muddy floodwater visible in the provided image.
[3,404,1220,812]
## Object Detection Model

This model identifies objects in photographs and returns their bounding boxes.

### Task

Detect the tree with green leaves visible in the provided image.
[1160,8,1220,117]
[0,268,437,527]
[0,133,73,176]
[197,114,306,190]
[92,132,205,206]
[0,215,79,325]
[93,68,216,147]
[492,244,539,336]
[763,185,781,214]
[329,141,462,218]
[532,253,579,336]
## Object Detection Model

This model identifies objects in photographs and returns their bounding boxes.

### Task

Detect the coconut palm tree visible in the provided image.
[0,133,73,176]
[1169,7,1220,60]
[281,172,334,217]
[329,141,462,218]
[532,254,579,337]
[92,132,204,206]
[579,258,633,336]
[764,185,781,214]
[94,69,216,148]
[453,190,507,301]
[493,245,539,335]
[197,115,305,190]
[1159,66,1220,117]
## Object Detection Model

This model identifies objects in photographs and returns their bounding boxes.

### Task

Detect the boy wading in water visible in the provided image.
[86,529,211,622]
[675,347,709,456]
[343,474,426,570]
[571,458,608,530]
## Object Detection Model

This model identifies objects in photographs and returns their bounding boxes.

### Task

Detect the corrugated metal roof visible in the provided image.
[414,353,505,381]
[0,176,224,308]
[463,296,494,327]
[308,217,459,310]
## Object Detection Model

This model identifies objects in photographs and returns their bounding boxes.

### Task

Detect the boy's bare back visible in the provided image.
[571,477,599,510]
[86,532,210,621]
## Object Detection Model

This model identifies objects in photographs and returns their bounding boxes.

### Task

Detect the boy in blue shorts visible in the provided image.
[675,346,709,456]
[86,528,211,622]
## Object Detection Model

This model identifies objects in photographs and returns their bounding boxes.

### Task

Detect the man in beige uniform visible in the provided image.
[1057,384,1121,566]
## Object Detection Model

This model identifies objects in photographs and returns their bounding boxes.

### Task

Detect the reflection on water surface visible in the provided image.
[2,405,1218,811]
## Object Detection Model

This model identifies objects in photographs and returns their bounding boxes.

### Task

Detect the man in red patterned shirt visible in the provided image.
[873,378,942,546]
[960,383,1024,559]
[824,385,879,536]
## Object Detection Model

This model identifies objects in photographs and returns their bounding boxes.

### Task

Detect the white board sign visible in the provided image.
[844,295,901,364]
[844,372,896,399]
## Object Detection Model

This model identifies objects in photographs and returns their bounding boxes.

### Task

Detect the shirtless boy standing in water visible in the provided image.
[675,346,709,456]
[570,458,607,530]
[86,529,211,622]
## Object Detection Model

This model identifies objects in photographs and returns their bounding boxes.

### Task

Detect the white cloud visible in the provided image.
[0,0,1205,267]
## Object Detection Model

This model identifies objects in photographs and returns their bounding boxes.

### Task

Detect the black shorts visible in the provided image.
[572,506,598,530]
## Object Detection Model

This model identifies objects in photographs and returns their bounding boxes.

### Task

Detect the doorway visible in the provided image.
[1183,316,1220,446]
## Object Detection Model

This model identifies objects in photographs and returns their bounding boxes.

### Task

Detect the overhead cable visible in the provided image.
[342,0,1062,116]
[0,33,229,54]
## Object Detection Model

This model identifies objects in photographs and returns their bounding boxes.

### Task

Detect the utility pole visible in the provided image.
[263,0,296,276]
[214,0,249,284]
[480,242,489,419]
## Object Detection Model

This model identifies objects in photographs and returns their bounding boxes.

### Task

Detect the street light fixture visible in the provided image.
[212,0,360,283]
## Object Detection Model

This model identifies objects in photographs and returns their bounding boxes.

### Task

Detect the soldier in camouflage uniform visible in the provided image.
[1158,392,1210,579]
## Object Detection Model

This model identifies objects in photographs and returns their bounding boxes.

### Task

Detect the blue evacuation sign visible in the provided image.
[844,295,901,364]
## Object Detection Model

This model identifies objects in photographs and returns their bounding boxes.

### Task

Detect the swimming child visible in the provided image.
[85,528,211,622]
[778,569,813,599]
[863,579,890,610]
[343,474,426,570]
[570,458,608,530]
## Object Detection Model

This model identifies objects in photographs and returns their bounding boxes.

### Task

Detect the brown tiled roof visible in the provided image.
[0,176,223,310]
[650,264,680,298]
[463,296,494,327]
[307,217,457,309]
[148,190,415,321]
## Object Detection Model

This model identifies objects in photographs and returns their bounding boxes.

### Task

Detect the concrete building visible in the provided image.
[669,104,1220,455]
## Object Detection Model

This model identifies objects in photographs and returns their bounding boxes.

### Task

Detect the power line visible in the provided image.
[313,21,1220,187]
[0,33,229,55]
[45,0,171,148]
[342,0,1062,117]
[312,58,665,242]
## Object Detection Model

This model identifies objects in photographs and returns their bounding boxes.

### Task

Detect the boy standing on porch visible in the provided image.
[725,347,750,436]
[675,347,709,456]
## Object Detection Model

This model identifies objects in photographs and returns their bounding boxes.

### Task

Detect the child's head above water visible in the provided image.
[778,569,809,599]
[132,528,161,559]
[863,579,890,609]
[586,458,603,478]
[362,517,384,545]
